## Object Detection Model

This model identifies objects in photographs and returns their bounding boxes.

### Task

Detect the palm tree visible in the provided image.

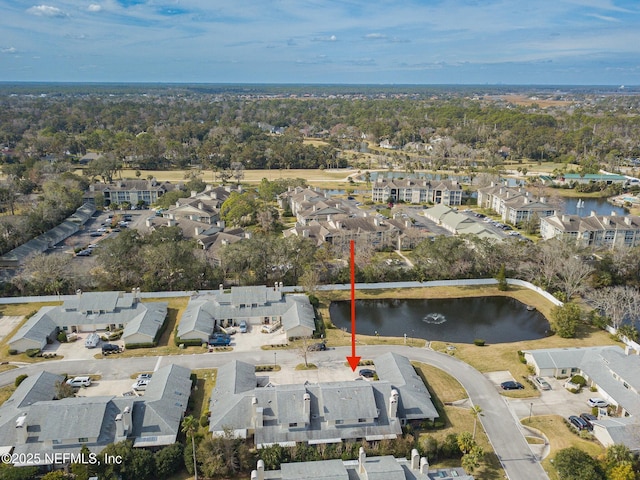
[182,415,198,480]
[470,405,483,440]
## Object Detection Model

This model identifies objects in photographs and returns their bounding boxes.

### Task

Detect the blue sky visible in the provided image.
[1,0,639,84]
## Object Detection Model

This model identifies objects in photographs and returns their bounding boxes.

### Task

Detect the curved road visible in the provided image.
[0,345,548,480]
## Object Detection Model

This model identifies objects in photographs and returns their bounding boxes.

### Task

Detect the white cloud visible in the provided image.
[365,33,387,40]
[88,4,102,12]
[313,34,337,42]
[26,5,67,18]
[586,13,620,22]
[1,47,18,54]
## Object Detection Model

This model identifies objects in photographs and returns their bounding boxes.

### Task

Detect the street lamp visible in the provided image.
[529,402,533,423]
[274,351,277,371]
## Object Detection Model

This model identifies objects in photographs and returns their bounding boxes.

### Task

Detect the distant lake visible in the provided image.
[329,296,550,344]
[557,197,626,216]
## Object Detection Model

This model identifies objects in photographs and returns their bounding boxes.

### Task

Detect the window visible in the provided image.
[289,422,297,428]
[78,437,88,443]
[358,418,367,423]
[335,420,343,425]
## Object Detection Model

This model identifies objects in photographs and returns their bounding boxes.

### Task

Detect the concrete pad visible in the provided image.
[75,379,142,398]
[43,335,124,361]
[485,370,517,386]
[0,316,23,341]
[231,326,288,352]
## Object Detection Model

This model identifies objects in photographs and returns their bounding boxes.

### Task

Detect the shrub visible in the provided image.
[15,374,28,387]
[57,331,68,343]
[200,414,210,427]
[473,339,486,346]
[517,351,526,364]
[8,349,18,355]
[25,348,41,358]
[124,342,155,349]
[570,375,586,387]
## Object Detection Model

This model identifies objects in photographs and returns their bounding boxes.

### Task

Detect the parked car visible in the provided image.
[580,413,597,430]
[208,335,231,346]
[359,369,376,378]
[309,341,327,351]
[101,343,120,354]
[137,373,153,381]
[533,376,551,391]
[587,398,608,408]
[132,379,149,391]
[85,332,100,348]
[76,250,92,256]
[90,232,103,237]
[569,415,589,431]
[500,381,524,390]
[239,320,248,333]
[66,376,92,388]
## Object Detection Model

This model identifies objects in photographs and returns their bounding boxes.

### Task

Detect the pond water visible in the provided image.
[559,197,627,216]
[329,296,550,344]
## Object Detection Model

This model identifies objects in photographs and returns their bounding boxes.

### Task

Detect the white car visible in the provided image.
[587,398,608,408]
[132,379,150,391]
[66,376,92,388]
[136,373,152,381]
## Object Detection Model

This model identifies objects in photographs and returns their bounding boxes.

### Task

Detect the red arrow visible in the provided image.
[346,239,361,371]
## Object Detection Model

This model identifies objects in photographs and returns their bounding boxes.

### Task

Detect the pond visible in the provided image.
[329,296,550,344]
[559,197,626,216]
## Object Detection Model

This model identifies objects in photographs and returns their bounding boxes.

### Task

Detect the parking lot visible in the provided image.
[485,371,597,421]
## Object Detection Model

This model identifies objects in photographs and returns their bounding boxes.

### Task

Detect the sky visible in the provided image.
[1,0,640,85]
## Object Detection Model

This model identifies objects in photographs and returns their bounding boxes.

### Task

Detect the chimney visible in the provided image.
[625,345,631,355]
[244,231,253,239]
[562,215,569,223]
[256,460,265,480]
[420,457,429,474]
[219,284,224,293]
[76,289,82,299]
[506,192,510,199]
[303,392,311,421]
[115,413,125,439]
[167,219,176,227]
[374,217,380,227]
[251,471,258,480]
[611,211,617,216]
[358,447,366,474]
[411,449,420,470]
[238,185,243,193]
[389,389,399,418]
[145,218,152,228]
[327,215,331,222]
[205,184,213,192]
[252,397,263,428]
[221,238,228,246]
[302,229,310,238]
[603,216,609,225]
[335,221,342,229]
[191,191,197,197]
[524,198,529,205]
[217,220,226,229]
[15,414,27,444]
[625,217,632,226]
[540,197,546,203]
[198,202,204,210]
[312,205,316,212]
[195,227,201,236]
[590,210,597,217]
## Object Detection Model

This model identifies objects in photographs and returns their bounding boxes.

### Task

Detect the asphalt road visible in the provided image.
[1,344,548,480]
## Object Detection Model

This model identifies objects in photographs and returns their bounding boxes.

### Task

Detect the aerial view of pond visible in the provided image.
[329,296,550,344]
[558,197,626,216]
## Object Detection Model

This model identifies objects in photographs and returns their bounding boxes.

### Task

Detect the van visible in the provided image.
[66,376,92,388]
[85,333,100,349]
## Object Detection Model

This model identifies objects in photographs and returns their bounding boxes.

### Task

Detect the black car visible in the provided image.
[580,413,597,430]
[309,342,327,351]
[569,415,589,431]
[102,343,120,354]
[359,369,376,378]
[500,381,524,390]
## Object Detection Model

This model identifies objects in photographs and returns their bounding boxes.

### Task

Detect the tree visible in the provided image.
[554,447,604,480]
[154,443,184,479]
[470,405,483,440]
[496,264,508,291]
[608,462,636,480]
[461,444,484,473]
[551,303,582,338]
[297,336,313,368]
[587,286,640,330]
[14,252,75,296]
[603,444,635,471]
[181,415,199,480]
[220,191,258,226]
[557,255,593,301]
[231,161,245,184]
[457,431,475,455]
[41,472,70,480]
[129,448,155,480]
[54,380,75,399]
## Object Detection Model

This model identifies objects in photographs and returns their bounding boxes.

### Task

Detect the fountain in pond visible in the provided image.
[423,313,446,325]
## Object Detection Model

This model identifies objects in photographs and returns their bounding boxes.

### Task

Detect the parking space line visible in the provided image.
[153,356,162,372]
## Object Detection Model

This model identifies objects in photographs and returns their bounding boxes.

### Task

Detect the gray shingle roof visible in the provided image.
[122,302,168,341]
[281,296,316,333]
[9,307,58,346]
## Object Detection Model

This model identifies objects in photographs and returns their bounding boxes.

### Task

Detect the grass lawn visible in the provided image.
[189,368,217,435]
[412,362,504,479]
[521,415,604,480]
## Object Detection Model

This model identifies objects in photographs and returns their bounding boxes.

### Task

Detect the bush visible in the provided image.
[570,375,586,387]
[473,339,486,346]
[517,351,526,364]
[57,331,68,343]
[15,374,28,387]
[124,342,155,349]
[8,349,17,355]
[200,414,209,427]
[25,348,41,358]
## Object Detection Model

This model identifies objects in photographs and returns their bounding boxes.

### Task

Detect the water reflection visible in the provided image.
[329,296,550,344]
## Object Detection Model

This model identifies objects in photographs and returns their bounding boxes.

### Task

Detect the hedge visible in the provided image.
[124,342,155,349]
